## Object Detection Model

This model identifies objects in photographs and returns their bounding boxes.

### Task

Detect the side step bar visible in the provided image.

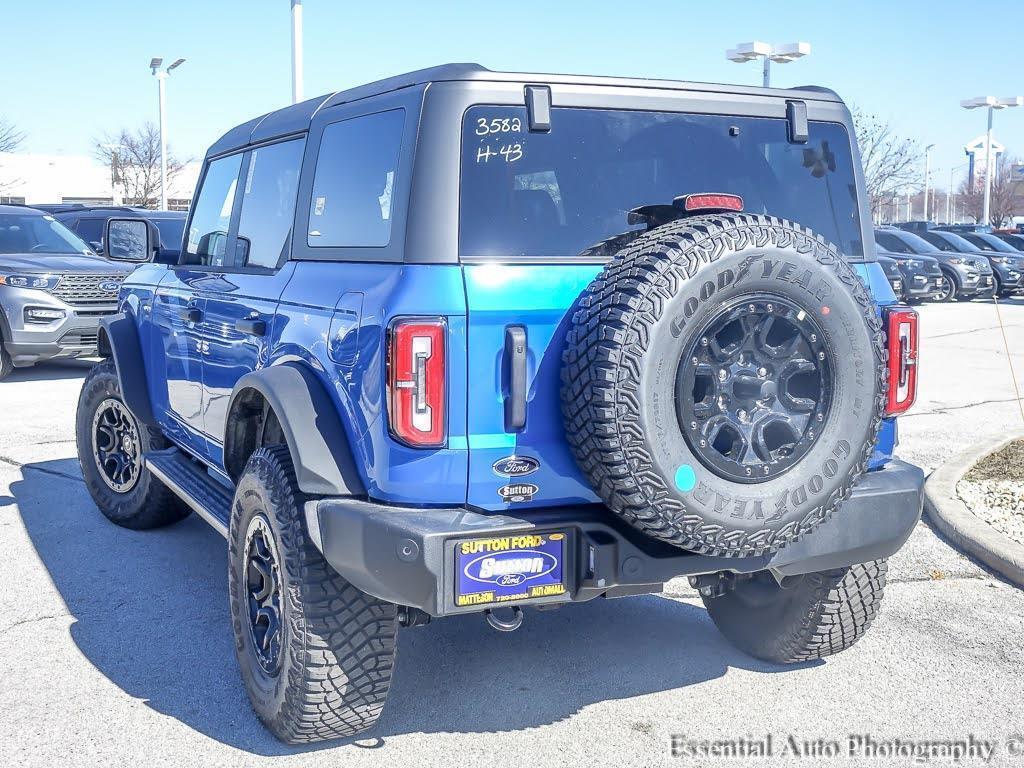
[145,448,232,538]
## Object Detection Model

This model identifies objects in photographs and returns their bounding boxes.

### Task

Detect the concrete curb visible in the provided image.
[924,431,1024,587]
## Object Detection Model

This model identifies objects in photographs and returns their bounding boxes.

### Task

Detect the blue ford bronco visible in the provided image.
[76,64,924,743]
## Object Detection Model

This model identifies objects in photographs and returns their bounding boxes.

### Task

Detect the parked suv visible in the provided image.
[919,230,1001,299]
[956,232,1024,296]
[0,206,132,378]
[54,206,186,263]
[875,228,993,301]
[876,245,944,302]
[76,65,924,743]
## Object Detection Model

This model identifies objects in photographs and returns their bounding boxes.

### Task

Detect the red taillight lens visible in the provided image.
[884,306,918,416]
[387,318,446,447]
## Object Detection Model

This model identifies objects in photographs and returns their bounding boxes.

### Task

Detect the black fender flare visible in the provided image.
[939,265,962,289]
[99,313,158,427]
[225,364,366,497]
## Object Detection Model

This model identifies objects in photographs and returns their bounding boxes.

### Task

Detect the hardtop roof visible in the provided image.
[206,63,843,158]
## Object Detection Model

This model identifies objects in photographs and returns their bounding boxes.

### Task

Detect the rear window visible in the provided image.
[460,107,863,261]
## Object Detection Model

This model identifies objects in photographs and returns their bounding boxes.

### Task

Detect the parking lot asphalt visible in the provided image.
[2,298,1023,767]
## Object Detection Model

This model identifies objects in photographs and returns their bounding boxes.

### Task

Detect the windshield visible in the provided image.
[153,218,185,251]
[0,213,93,255]
[881,231,934,254]
[966,233,1017,253]
[460,107,863,260]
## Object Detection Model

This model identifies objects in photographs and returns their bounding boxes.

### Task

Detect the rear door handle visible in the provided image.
[504,325,527,432]
[235,318,266,337]
[179,306,203,323]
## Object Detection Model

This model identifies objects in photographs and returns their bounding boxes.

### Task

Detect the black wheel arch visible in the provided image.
[224,364,365,497]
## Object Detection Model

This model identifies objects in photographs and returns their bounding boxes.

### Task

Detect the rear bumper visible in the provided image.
[305,459,924,617]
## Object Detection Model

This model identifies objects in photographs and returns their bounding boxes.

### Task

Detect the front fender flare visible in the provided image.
[100,313,158,427]
[226,364,366,497]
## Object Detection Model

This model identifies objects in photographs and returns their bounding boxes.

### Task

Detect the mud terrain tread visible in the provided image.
[561,213,886,557]
[229,446,397,744]
[706,559,889,663]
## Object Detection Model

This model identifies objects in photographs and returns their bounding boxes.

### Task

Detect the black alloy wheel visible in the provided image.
[91,397,143,493]
[244,514,284,676]
[677,296,832,483]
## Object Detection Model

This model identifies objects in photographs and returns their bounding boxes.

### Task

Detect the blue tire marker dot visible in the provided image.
[674,464,696,492]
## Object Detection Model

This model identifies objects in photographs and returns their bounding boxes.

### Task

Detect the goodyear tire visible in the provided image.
[703,559,889,663]
[228,445,398,744]
[562,214,885,557]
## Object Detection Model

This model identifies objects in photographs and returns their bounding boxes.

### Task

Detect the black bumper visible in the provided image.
[305,459,924,617]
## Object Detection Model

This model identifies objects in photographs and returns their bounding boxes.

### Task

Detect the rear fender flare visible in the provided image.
[225,364,365,497]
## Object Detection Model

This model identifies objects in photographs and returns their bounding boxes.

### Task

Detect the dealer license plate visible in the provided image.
[454,531,568,608]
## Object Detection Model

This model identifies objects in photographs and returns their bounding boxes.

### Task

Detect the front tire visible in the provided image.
[76,360,190,529]
[702,559,888,663]
[937,274,957,302]
[228,445,398,744]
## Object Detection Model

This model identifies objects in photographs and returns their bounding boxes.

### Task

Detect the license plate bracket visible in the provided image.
[453,531,569,608]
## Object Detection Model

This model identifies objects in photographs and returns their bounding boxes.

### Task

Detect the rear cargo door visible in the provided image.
[463,265,602,511]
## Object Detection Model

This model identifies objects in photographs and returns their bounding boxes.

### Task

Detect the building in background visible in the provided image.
[0,152,200,210]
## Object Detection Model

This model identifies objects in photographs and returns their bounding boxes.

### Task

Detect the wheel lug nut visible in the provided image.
[690,421,697,429]
[700,337,709,346]
[737,409,747,420]
[691,356,699,365]
[757,367,767,377]
[818,351,825,360]
[810,334,817,342]
[718,369,728,381]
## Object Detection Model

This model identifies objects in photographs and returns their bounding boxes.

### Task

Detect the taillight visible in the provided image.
[387,318,446,447]
[884,306,918,416]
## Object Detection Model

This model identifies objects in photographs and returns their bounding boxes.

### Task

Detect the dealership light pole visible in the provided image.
[150,57,186,210]
[923,144,935,222]
[960,96,1022,225]
[291,0,303,104]
[726,42,811,87]
[947,162,968,224]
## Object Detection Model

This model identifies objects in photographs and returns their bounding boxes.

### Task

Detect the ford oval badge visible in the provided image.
[492,455,540,477]
[99,280,121,293]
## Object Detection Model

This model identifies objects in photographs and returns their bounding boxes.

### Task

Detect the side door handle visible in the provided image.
[179,306,203,323]
[235,318,267,337]
[504,325,528,432]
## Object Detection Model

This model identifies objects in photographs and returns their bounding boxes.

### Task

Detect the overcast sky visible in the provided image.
[4,0,1022,190]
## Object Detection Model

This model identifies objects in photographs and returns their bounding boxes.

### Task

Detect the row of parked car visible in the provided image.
[874,224,1024,303]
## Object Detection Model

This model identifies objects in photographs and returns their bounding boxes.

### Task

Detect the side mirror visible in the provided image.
[104,218,152,262]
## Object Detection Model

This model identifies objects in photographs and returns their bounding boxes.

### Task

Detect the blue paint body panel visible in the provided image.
[122,255,899,510]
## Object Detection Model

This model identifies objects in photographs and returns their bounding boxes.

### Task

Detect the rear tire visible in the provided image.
[937,274,957,302]
[702,559,888,663]
[76,360,190,529]
[228,445,398,744]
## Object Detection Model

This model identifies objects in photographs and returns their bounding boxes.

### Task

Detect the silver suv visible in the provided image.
[0,206,132,379]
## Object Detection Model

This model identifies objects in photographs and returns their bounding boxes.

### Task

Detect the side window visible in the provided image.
[75,218,105,248]
[877,233,907,253]
[185,153,243,266]
[923,233,951,252]
[307,109,405,248]
[235,138,305,269]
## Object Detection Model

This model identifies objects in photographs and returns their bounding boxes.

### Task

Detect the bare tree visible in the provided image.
[93,123,186,208]
[0,118,24,153]
[0,117,26,195]
[851,107,922,218]
[958,156,1022,226]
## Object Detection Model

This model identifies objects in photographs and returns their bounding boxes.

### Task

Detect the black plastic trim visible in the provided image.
[99,313,158,427]
[225,363,366,497]
[307,459,923,617]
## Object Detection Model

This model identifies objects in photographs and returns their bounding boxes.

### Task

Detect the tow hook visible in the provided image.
[689,572,735,599]
[484,606,524,632]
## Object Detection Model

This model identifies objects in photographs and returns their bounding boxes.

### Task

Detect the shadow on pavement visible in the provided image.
[13,458,798,756]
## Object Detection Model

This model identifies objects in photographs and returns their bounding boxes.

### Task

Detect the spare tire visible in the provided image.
[561,213,885,558]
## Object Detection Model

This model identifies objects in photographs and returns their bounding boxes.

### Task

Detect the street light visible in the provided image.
[960,95,1023,225]
[923,144,935,222]
[726,41,811,87]
[947,162,968,225]
[291,0,303,104]
[150,56,186,210]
